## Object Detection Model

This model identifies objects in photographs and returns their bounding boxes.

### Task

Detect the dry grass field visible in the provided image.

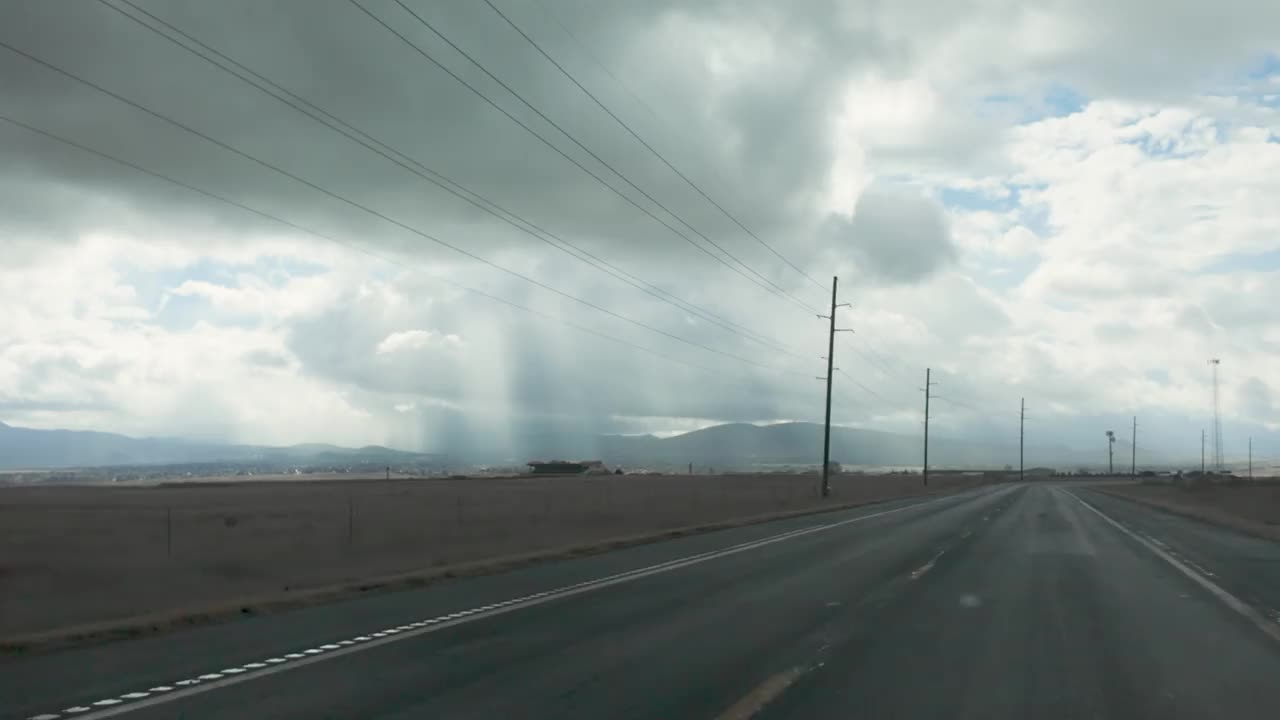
[0,472,990,639]
[1097,480,1280,542]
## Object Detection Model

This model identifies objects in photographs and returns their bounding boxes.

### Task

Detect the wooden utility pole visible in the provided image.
[821,277,838,498]
[1131,417,1137,480]
[922,368,933,487]
[1019,398,1025,483]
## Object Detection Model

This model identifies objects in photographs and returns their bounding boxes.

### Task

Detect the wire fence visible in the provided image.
[0,472,990,637]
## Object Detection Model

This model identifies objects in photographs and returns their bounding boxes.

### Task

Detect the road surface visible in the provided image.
[6,483,1280,719]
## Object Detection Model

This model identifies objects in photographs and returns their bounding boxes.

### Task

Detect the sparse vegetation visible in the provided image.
[0,472,991,640]
[1096,481,1280,541]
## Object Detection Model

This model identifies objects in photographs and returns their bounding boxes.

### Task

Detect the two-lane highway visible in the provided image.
[6,483,1280,719]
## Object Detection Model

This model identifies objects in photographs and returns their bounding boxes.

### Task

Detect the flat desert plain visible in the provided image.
[1,472,990,640]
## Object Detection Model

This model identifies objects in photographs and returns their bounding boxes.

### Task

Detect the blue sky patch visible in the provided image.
[981,84,1088,123]
[1043,83,1087,116]
[1122,119,1220,159]
[974,257,1040,292]
[939,185,1019,213]
[152,292,207,331]
[119,256,328,312]
[1200,248,1280,274]
[1017,201,1051,239]
[1245,53,1280,80]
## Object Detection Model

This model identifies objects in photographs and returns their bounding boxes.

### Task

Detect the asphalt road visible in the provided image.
[6,482,1280,719]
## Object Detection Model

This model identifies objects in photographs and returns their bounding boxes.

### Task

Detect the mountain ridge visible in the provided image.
[0,419,1092,471]
[0,422,435,470]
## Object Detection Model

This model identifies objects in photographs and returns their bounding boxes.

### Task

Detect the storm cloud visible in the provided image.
[2,0,1280,459]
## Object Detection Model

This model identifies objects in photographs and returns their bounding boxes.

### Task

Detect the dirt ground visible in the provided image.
[1097,480,1280,542]
[0,472,988,639]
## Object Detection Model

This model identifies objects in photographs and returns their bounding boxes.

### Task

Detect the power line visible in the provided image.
[528,0,751,239]
[837,338,918,405]
[405,0,820,309]
[839,327,989,409]
[835,368,899,410]
[98,0,801,359]
[353,0,820,314]
[530,0,665,125]
[853,336,917,385]
[840,334,899,381]
[931,395,982,413]
[0,38,788,373]
[0,112,801,391]
[480,0,827,294]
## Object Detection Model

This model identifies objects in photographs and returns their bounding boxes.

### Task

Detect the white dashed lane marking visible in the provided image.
[21,487,1008,720]
[1066,489,1280,646]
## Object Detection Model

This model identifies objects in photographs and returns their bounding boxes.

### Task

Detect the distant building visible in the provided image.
[528,460,609,475]
[528,461,587,474]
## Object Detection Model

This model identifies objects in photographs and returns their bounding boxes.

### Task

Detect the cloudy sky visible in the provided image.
[2,0,1278,463]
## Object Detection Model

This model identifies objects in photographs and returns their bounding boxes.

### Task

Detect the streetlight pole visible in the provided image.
[1106,430,1115,475]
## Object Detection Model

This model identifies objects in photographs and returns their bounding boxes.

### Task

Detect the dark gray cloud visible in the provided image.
[0,0,864,279]
[6,0,1279,454]
[0,0,865,433]
[826,183,957,284]
[1238,376,1275,422]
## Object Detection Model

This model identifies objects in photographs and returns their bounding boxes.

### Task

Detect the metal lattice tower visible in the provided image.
[1210,358,1224,471]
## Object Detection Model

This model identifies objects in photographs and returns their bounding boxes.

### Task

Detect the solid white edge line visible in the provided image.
[42,485,1011,720]
[1064,488,1280,645]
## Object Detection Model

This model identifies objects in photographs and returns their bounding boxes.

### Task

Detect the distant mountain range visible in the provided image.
[0,421,433,470]
[591,422,1081,471]
[0,419,1096,472]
